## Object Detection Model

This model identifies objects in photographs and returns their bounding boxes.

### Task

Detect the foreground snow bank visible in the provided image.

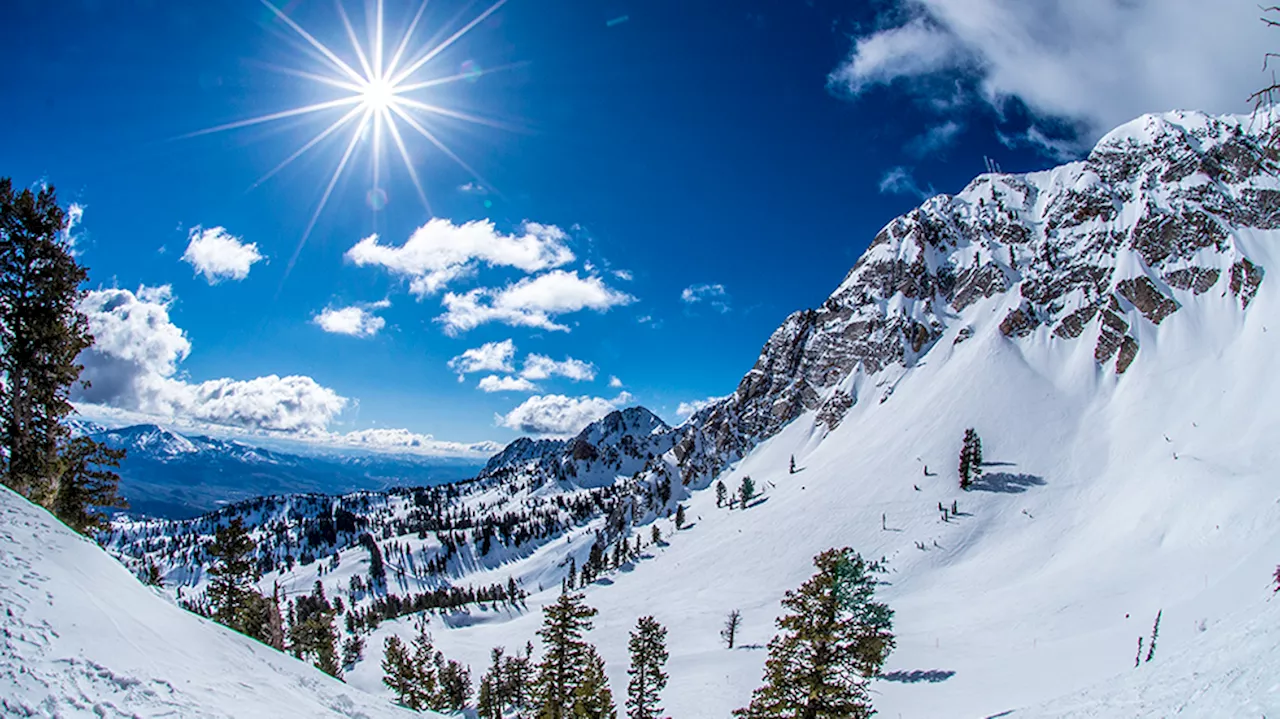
[0,485,423,719]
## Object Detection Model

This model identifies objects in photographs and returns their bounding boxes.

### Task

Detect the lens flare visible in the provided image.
[188,0,521,280]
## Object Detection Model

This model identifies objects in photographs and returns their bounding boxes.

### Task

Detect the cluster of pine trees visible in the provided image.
[0,179,126,534]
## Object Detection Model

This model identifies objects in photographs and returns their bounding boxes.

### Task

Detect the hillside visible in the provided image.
[105,109,1280,717]
[0,485,427,718]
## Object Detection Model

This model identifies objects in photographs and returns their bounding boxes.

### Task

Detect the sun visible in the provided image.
[186,0,516,277]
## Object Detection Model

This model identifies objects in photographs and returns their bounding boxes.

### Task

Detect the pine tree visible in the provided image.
[739,476,755,509]
[721,609,742,649]
[49,436,127,533]
[650,525,661,546]
[342,635,365,668]
[383,635,428,709]
[207,518,259,633]
[1145,609,1161,663]
[790,455,796,474]
[626,616,668,719]
[289,581,341,678]
[531,591,600,719]
[477,673,499,719]
[674,504,686,530]
[734,548,895,719]
[715,480,727,507]
[959,428,983,490]
[572,648,617,719]
[0,179,122,524]
[436,657,472,711]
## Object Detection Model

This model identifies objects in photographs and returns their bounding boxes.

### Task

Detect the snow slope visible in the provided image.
[0,485,427,719]
[106,109,1280,718]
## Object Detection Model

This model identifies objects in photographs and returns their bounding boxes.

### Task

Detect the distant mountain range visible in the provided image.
[71,421,484,519]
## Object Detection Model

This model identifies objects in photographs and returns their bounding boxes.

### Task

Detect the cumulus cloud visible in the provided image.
[830,0,1273,145]
[331,427,501,456]
[448,340,517,378]
[314,301,389,338]
[181,226,263,283]
[496,393,625,437]
[438,270,635,334]
[680,283,731,313]
[75,286,346,433]
[345,218,575,296]
[520,354,596,382]
[613,269,633,281]
[478,375,540,393]
[676,395,726,420]
[608,376,623,388]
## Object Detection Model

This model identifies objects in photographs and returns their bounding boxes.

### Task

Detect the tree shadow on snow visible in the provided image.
[878,669,956,683]
[981,460,1017,468]
[969,472,1046,494]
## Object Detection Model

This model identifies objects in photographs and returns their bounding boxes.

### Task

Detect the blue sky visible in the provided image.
[2,0,1266,453]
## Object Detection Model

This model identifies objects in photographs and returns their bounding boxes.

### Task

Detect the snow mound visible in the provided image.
[0,485,425,718]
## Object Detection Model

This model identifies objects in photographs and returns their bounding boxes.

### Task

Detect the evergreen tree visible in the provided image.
[790,455,796,474]
[531,591,600,719]
[650,525,661,546]
[1145,609,1161,663]
[436,657,472,711]
[739,477,756,509]
[49,436,126,533]
[715,480,727,508]
[721,609,742,649]
[383,635,428,710]
[290,581,341,678]
[0,179,123,524]
[674,504,686,530]
[477,674,499,719]
[342,635,365,668]
[959,428,983,490]
[735,548,895,719]
[626,616,668,719]
[572,648,616,719]
[207,518,262,636]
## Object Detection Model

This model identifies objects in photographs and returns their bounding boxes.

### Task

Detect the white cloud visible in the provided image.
[438,270,635,334]
[478,375,540,393]
[878,166,932,199]
[608,376,623,388]
[458,181,489,194]
[345,218,575,296]
[331,427,501,456]
[75,286,346,433]
[613,269,633,281]
[313,301,389,338]
[448,340,517,377]
[496,394,623,437]
[676,395,726,420]
[680,283,731,313]
[181,226,264,284]
[829,0,1273,142]
[906,120,964,156]
[520,354,597,382]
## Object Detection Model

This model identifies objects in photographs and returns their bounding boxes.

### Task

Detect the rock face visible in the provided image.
[660,110,1275,484]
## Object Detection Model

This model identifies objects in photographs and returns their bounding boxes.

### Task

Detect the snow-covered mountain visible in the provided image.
[79,423,484,520]
[0,485,427,718]
[103,109,1280,717]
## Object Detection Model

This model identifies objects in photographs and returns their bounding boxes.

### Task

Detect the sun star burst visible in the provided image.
[190,0,516,277]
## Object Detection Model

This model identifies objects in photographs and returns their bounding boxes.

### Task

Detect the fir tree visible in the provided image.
[626,616,668,719]
[0,179,122,524]
[790,455,796,474]
[650,525,661,546]
[436,657,473,711]
[342,635,365,668]
[734,548,895,719]
[1145,609,1161,663]
[572,648,617,719]
[383,635,428,710]
[207,518,263,637]
[49,436,127,533]
[739,477,756,509]
[674,504,686,530]
[715,480,727,508]
[290,581,341,678]
[531,591,600,719]
[1274,565,1280,593]
[959,428,983,490]
[721,609,742,649]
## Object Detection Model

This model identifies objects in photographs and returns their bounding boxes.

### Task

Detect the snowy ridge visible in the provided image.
[101,109,1280,717]
[0,485,427,718]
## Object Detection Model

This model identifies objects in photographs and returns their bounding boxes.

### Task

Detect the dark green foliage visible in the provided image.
[674,504,686,530]
[650,525,660,546]
[0,178,122,530]
[435,656,473,711]
[206,518,283,649]
[478,642,534,717]
[1145,609,1161,663]
[739,476,756,509]
[959,428,983,490]
[572,649,616,719]
[50,436,126,533]
[626,616,668,719]
[735,548,895,719]
[289,581,341,678]
[715,480,727,508]
[383,634,429,709]
[531,591,607,719]
[341,635,365,668]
